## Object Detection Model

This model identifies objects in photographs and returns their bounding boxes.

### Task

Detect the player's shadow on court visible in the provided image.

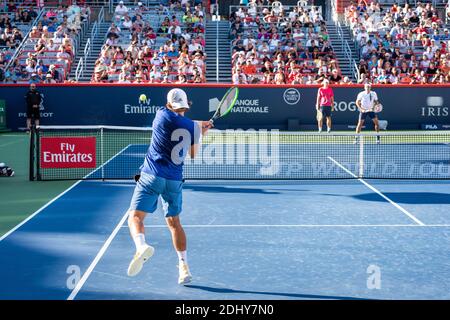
[183,185,280,194]
[184,285,370,300]
[351,192,450,204]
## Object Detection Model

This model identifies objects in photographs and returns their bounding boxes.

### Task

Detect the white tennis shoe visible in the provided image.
[127,244,154,277]
[178,262,192,285]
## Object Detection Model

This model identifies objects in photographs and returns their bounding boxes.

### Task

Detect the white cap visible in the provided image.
[167,88,189,109]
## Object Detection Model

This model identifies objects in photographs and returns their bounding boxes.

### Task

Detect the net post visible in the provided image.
[35,126,41,181]
[358,134,364,178]
[29,125,35,181]
[100,126,104,181]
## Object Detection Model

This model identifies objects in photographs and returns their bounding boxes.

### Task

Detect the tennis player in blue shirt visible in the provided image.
[127,88,212,285]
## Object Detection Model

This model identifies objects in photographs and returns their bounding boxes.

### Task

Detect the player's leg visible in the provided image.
[354,113,365,144]
[26,106,32,130]
[317,114,323,133]
[166,216,187,256]
[128,210,147,244]
[321,106,332,133]
[161,179,192,285]
[166,216,192,285]
[34,108,40,128]
[126,173,162,276]
[372,114,380,143]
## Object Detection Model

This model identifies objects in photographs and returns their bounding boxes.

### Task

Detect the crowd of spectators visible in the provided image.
[0,2,38,82]
[229,1,350,85]
[2,1,91,83]
[346,0,450,84]
[92,0,206,83]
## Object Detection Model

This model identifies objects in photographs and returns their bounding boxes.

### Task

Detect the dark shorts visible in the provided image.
[320,106,332,118]
[27,106,40,119]
[359,111,377,121]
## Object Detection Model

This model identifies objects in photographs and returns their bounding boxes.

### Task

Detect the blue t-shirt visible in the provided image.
[141,108,199,181]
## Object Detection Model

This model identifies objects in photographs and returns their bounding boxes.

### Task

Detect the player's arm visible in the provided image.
[331,90,335,111]
[356,95,363,112]
[190,121,213,158]
[316,88,320,110]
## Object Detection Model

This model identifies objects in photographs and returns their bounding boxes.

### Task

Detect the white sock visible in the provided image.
[327,127,331,132]
[177,250,188,264]
[318,128,322,132]
[133,233,147,251]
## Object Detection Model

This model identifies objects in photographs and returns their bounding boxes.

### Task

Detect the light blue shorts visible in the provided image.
[129,172,183,217]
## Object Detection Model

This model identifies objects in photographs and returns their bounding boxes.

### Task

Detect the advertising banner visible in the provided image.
[40,137,97,168]
[1,85,449,131]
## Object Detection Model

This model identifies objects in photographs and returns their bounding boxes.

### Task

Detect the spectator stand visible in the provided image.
[92,1,206,83]
[344,1,450,84]
[108,0,173,15]
[0,1,41,81]
[229,1,344,85]
[4,1,93,83]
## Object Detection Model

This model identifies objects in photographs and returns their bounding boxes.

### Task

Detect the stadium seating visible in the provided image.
[91,1,206,83]
[1,1,90,84]
[229,1,342,84]
[345,0,450,84]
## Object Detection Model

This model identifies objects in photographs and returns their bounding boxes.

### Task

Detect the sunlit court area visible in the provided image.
[1,0,450,309]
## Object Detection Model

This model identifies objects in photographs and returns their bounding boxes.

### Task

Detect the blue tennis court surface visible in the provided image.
[1,178,450,300]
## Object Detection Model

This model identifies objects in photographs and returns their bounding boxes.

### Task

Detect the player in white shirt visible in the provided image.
[355,83,381,144]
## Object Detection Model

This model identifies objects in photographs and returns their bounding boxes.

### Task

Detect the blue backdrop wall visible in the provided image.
[1,84,449,131]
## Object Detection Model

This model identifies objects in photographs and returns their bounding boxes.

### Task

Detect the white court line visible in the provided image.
[0,141,21,148]
[67,211,129,300]
[121,224,450,228]
[0,134,27,137]
[0,145,133,242]
[0,180,83,242]
[327,156,425,226]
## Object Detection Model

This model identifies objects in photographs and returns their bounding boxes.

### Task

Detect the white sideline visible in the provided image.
[0,180,83,242]
[67,211,129,300]
[327,156,425,226]
[0,145,134,242]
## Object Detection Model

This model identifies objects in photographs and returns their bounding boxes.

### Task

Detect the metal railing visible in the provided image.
[91,21,98,40]
[98,6,105,23]
[335,19,359,81]
[4,8,45,71]
[75,57,84,81]
[84,38,91,57]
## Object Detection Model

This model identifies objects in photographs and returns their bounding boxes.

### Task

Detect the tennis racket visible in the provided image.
[374,103,383,113]
[316,109,323,121]
[209,86,239,124]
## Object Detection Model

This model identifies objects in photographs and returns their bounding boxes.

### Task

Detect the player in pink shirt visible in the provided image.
[315,79,335,133]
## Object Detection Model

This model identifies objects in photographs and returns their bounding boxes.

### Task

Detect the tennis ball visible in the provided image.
[139,94,147,102]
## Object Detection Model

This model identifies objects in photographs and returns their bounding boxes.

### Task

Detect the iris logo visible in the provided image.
[421,96,448,117]
[283,88,301,105]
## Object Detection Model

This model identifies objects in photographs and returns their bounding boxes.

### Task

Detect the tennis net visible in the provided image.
[29,125,450,181]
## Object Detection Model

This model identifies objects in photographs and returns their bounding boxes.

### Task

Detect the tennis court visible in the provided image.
[1,128,450,300]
